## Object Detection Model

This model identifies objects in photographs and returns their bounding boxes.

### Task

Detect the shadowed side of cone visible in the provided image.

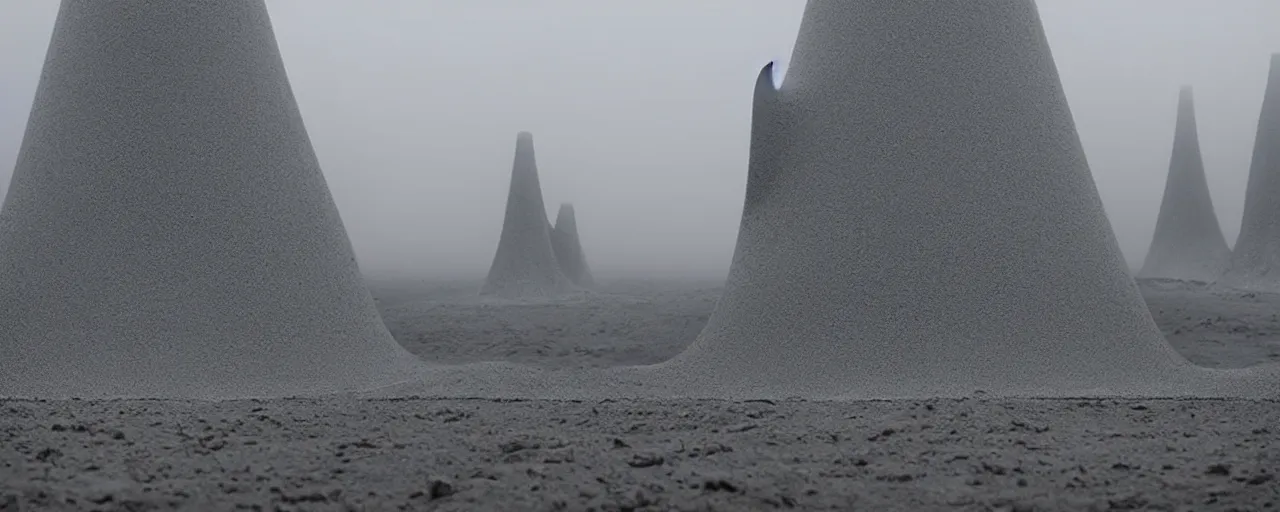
[0,0,426,399]
[1221,55,1280,290]
[655,0,1190,398]
[551,203,595,288]
[1138,87,1231,282]
[743,62,783,215]
[481,132,574,297]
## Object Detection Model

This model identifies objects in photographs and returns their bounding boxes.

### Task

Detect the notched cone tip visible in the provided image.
[755,62,779,97]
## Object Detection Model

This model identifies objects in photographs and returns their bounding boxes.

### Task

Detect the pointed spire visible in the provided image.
[1138,87,1231,281]
[1221,54,1280,290]
[551,203,595,288]
[0,0,424,399]
[653,0,1192,397]
[481,132,574,297]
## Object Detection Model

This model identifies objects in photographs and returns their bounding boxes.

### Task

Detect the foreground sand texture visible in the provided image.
[2,398,1276,510]
[0,0,425,399]
[1138,87,1232,282]
[1221,54,1280,291]
[551,203,596,288]
[481,133,576,297]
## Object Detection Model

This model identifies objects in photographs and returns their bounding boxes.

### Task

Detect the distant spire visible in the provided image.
[0,0,424,399]
[652,0,1194,398]
[1220,54,1280,290]
[551,203,595,288]
[1137,86,1231,281]
[481,132,575,297]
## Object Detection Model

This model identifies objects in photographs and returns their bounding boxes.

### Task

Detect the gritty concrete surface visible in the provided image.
[1,398,1275,511]
[3,278,1277,510]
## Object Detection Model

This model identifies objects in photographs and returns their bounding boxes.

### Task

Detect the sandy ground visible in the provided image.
[2,277,1279,510]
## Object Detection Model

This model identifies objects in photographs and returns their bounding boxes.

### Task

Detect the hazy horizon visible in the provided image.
[2,1,1278,280]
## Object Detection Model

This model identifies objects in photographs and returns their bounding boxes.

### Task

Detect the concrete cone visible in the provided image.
[0,0,426,399]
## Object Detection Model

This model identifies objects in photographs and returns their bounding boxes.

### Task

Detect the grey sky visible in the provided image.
[2,1,1278,278]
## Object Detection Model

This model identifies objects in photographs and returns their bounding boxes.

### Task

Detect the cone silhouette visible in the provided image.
[649,0,1195,397]
[1138,87,1231,282]
[551,203,595,288]
[1220,55,1280,290]
[0,0,425,399]
[481,132,574,297]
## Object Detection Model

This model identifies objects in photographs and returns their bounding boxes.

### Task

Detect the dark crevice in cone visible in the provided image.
[0,0,425,399]
[655,0,1192,397]
[551,203,595,288]
[1221,54,1280,290]
[743,61,783,215]
[1138,87,1231,282]
[481,132,574,297]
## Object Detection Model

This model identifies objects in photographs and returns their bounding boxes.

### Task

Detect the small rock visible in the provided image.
[427,478,455,500]
[703,479,739,493]
[628,453,664,468]
[34,448,61,462]
[1246,473,1274,486]
[500,441,532,454]
[1205,464,1232,476]
[867,428,896,441]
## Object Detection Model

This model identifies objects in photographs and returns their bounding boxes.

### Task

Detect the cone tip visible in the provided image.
[766,59,787,89]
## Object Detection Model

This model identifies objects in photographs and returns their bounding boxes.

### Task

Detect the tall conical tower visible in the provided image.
[551,203,595,288]
[1138,87,1231,282]
[650,0,1192,398]
[481,132,574,297]
[0,0,425,399]
[1219,55,1280,290]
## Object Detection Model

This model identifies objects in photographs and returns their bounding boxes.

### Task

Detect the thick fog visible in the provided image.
[2,1,1278,279]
